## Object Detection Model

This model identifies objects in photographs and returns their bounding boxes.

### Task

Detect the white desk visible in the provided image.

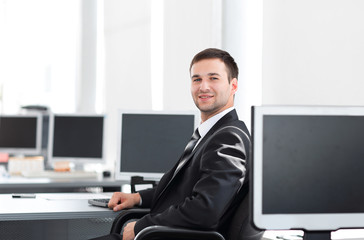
[0,193,119,240]
[262,230,364,240]
[2,193,364,240]
[0,193,117,220]
[0,176,126,193]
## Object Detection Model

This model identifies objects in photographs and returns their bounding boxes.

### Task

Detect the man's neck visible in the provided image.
[197,107,235,140]
[201,105,234,123]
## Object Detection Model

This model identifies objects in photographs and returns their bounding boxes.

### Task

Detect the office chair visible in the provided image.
[109,191,264,240]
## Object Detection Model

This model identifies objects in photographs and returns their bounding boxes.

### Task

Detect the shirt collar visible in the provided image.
[197,107,235,140]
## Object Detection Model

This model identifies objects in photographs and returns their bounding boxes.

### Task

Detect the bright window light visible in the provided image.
[0,0,80,114]
[95,0,105,114]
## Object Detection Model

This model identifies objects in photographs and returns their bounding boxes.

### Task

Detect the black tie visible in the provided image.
[174,129,201,174]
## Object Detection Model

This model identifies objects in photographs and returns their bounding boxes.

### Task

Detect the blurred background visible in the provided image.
[1,0,363,170]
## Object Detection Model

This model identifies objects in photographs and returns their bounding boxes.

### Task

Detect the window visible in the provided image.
[0,0,101,114]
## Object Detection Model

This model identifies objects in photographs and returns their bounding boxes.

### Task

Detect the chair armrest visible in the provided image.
[110,208,150,234]
[135,225,225,240]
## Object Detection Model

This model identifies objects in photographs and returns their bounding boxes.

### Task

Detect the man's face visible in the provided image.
[190,58,237,122]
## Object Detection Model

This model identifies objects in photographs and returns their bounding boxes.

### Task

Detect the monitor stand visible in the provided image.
[304,231,331,240]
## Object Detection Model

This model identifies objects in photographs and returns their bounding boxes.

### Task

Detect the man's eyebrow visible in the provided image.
[208,73,221,77]
[191,73,221,78]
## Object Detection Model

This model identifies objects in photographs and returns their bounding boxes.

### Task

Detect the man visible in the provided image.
[103,48,250,240]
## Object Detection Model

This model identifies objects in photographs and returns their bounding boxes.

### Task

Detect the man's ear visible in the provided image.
[231,78,238,95]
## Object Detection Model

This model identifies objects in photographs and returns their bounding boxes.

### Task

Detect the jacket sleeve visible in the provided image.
[138,187,156,208]
[134,126,249,235]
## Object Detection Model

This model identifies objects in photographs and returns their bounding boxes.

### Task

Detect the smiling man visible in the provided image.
[92,48,252,240]
[190,55,237,122]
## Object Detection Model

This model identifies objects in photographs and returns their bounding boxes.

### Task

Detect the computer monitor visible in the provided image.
[0,114,42,155]
[48,114,105,165]
[115,110,199,181]
[252,105,364,239]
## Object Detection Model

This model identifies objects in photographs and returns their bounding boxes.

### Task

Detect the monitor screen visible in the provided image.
[252,106,364,232]
[115,111,198,181]
[0,114,42,155]
[48,114,105,163]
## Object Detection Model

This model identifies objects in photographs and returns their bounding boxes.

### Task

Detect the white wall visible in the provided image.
[263,0,364,106]
[77,0,98,113]
[103,0,221,168]
[222,0,263,128]
[103,0,151,169]
[163,0,222,111]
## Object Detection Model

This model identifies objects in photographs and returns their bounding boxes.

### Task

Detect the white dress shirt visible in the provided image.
[194,107,235,150]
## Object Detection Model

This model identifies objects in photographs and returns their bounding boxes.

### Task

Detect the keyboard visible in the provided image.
[21,170,98,179]
[88,198,110,207]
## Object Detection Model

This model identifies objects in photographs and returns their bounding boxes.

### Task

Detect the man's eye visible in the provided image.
[211,77,219,80]
[193,78,201,82]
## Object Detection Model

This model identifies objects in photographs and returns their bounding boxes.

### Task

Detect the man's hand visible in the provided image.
[122,221,136,240]
[108,192,141,212]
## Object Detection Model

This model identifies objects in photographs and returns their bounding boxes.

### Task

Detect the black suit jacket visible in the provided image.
[134,109,251,237]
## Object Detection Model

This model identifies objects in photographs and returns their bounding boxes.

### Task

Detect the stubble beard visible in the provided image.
[194,98,222,117]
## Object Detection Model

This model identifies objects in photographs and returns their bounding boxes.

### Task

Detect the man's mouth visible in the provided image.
[199,95,213,99]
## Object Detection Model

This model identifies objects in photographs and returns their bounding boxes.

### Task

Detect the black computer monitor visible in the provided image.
[0,114,42,155]
[48,114,105,165]
[115,110,198,181]
[252,106,364,240]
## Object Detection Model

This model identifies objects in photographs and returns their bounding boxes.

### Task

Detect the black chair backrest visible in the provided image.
[227,192,264,240]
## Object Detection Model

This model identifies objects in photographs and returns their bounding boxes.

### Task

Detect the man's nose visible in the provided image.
[199,79,210,91]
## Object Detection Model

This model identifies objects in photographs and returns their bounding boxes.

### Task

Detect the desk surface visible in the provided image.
[1,176,126,187]
[263,229,364,240]
[0,176,127,193]
[2,193,364,240]
[0,193,119,221]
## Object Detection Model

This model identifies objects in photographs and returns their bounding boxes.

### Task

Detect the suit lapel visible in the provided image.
[153,110,239,204]
[153,142,203,204]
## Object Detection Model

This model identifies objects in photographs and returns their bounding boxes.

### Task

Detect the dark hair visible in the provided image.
[189,48,239,82]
